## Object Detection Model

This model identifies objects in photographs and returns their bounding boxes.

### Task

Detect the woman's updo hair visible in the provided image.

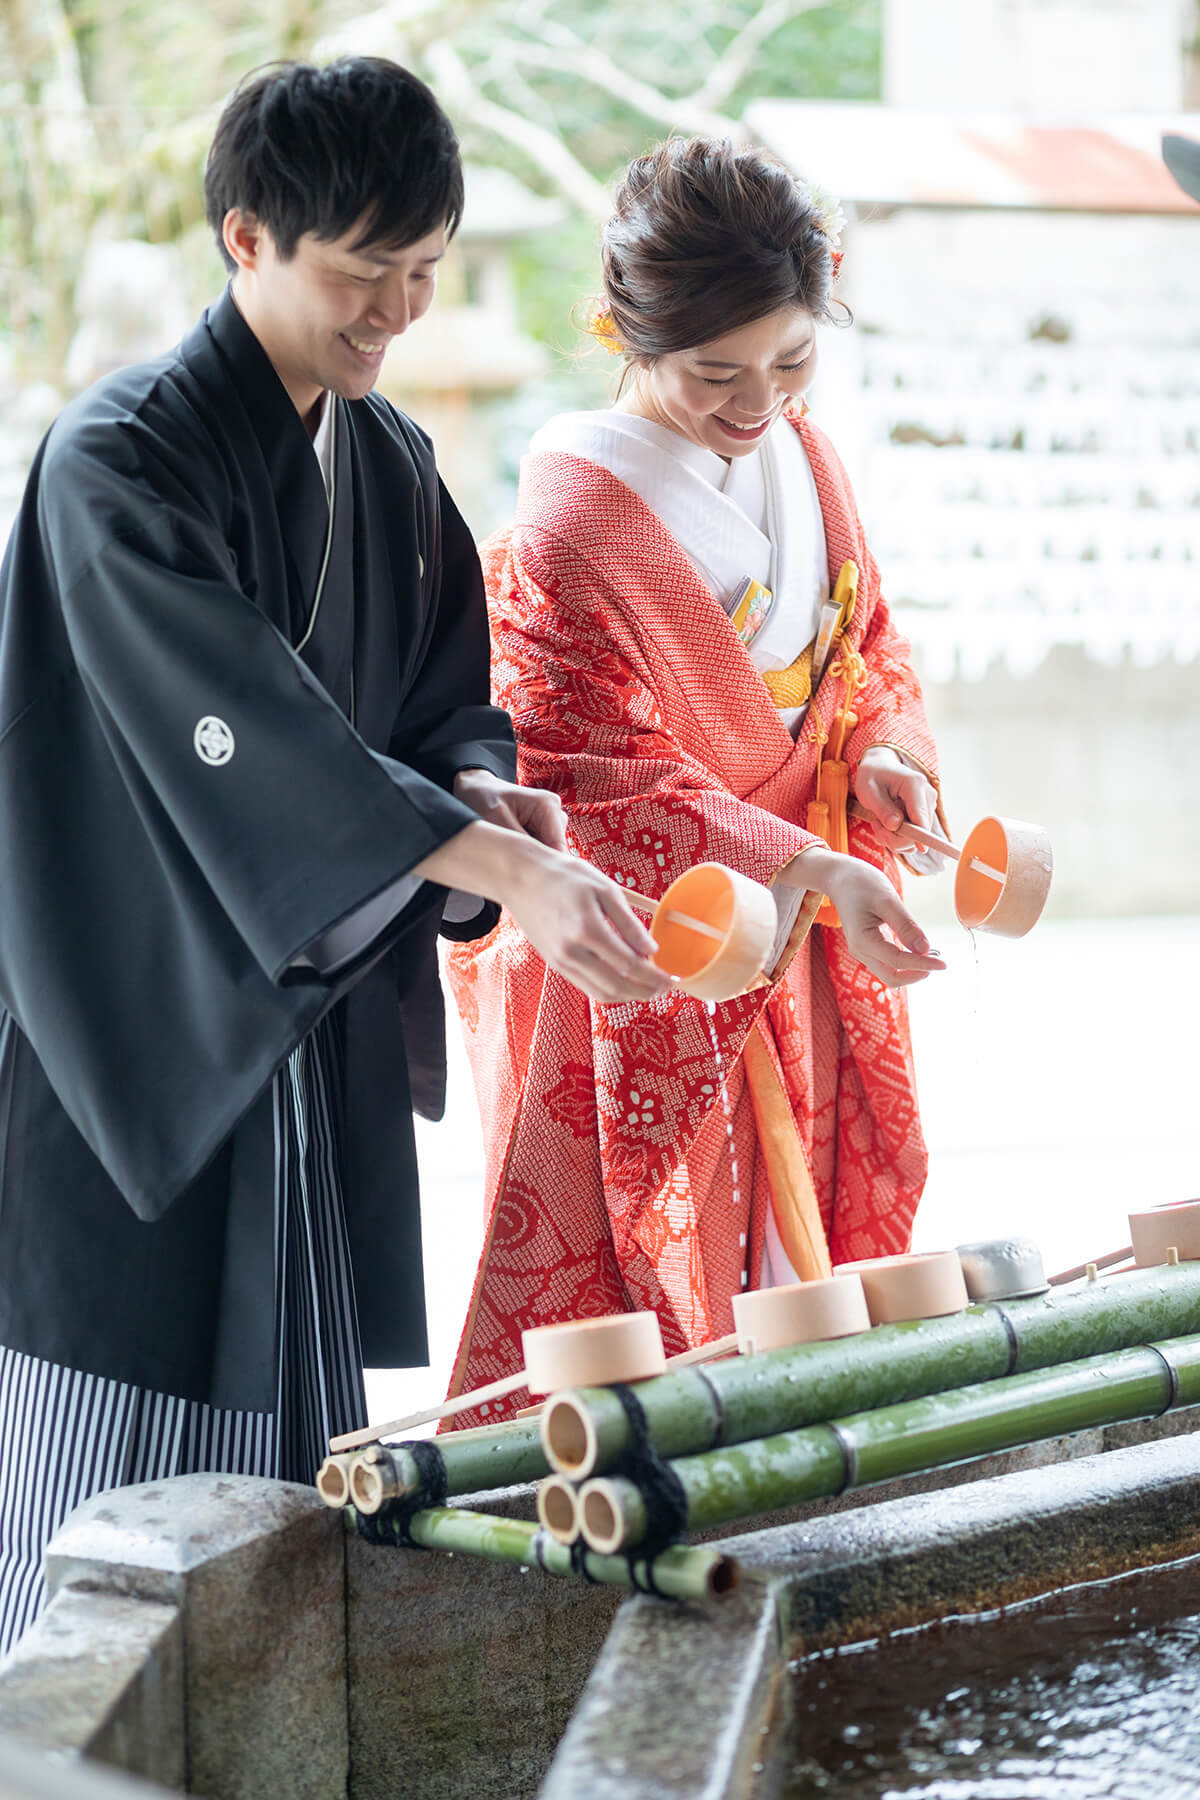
[600,137,840,360]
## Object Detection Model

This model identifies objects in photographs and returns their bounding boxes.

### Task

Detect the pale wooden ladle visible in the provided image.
[328,1310,734,1453]
[849,802,1053,939]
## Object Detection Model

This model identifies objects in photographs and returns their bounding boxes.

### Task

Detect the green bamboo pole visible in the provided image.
[324,1416,552,1513]
[544,1263,1200,1480]
[346,1504,739,1602]
[576,1332,1200,1555]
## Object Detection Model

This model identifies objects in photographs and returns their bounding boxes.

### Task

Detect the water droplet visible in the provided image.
[701,1002,742,1226]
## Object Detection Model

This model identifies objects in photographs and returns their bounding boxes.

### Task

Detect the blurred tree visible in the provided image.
[412,0,880,219]
[320,0,881,368]
[0,0,879,380]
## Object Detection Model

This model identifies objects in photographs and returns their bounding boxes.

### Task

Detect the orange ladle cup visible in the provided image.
[625,862,778,1002]
[851,803,1053,938]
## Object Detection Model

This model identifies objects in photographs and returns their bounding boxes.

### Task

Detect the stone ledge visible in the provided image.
[0,1731,176,1800]
[35,1475,346,1800]
[0,1590,181,1789]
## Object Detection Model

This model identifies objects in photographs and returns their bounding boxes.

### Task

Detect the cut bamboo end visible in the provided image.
[578,1475,645,1557]
[540,1391,598,1478]
[536,1474,582,1545]
[704,1556,741,1599]
[315,1454,353,1509]
[349,1456,389,1515]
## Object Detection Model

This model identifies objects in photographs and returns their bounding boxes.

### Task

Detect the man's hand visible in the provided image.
[853,746,946,861]
[453,768,568,853]
[415,822,674,1005]
[785,843,946,989]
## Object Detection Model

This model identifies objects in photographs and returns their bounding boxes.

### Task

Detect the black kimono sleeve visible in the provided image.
[0,423,480,1221]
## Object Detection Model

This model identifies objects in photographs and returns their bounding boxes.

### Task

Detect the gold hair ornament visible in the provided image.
[587,303,626,356]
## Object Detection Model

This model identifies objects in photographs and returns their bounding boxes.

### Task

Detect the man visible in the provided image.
[0,57,669,1654]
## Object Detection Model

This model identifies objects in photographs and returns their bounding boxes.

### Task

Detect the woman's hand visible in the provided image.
[453,767,568,852]
[854,746,946,861]
[785,843,946,988]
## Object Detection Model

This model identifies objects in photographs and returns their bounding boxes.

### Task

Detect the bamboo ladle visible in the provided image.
[628,862,780,1001]
[1047,1200,1200,1286]
[328,1310,730,1453]
[849,802,1053,938]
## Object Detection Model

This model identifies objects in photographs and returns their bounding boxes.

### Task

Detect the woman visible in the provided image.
[445,139,948,1417]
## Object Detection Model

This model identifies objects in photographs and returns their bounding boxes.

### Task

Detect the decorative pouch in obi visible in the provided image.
[724,576,775,647]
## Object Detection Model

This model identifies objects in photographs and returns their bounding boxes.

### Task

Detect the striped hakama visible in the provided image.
[0,1014,366,1658]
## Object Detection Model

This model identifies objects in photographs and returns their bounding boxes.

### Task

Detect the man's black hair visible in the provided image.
[205,57,464,268]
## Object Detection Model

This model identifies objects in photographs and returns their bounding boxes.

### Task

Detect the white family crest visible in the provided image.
[193,716,235,766]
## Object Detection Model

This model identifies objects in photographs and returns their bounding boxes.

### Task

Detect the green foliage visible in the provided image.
[0,0,880,382]
[456,0,881,361]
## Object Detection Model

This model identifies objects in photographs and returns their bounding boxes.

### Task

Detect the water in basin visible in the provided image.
[782,1556,1200,1797]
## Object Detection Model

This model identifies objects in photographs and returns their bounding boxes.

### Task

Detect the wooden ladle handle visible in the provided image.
[848,799,959,860]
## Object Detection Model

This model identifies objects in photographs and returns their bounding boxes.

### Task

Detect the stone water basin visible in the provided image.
[3,1413,1200,1799]
[541,1427,1200,1800]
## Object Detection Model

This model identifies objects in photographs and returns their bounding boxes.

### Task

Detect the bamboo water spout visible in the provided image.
[540,1263,1200,1483]
[320,1414,551,1515]
[574,1332,1200,1555]
[348,1504,739,1602]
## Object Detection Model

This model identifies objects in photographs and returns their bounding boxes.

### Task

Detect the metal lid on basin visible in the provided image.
[956,1237,1049,1301]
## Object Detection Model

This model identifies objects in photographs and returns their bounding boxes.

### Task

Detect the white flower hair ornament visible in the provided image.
[805,181,846,277]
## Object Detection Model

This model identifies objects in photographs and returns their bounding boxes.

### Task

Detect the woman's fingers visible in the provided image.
[852,927,946,987]
[837,870,946,988]
[856,755,940,852]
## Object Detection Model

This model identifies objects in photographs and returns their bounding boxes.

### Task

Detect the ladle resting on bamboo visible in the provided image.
[329,1310,736,1452]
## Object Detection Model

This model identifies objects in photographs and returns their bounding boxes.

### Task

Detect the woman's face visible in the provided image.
[622,305,818,458]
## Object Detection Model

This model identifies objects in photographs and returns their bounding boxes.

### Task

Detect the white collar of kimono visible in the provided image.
[529,408,829,675]
[312,391,336,503]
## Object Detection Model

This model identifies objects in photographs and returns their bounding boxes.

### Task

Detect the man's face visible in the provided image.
[226,213,447,427]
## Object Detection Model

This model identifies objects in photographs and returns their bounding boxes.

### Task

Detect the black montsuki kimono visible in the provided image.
[0,289,515,1412]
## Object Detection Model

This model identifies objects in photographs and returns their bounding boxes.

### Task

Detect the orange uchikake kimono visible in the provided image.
[444,412,940,1421]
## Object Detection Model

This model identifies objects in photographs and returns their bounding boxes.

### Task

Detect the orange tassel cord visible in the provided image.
[806,561,867,927]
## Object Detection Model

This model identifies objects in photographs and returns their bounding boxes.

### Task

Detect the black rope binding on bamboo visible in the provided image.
[350,1439,449,1547]
[608,1382,689,1595]
[569,1535,600,1583]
